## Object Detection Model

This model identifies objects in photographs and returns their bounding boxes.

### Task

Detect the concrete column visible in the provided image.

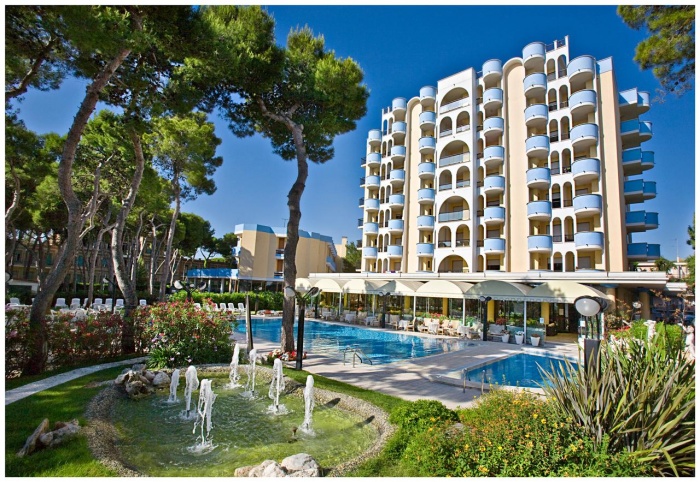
[487,300,495,322]
[442,297,448,316]
[541,302,550,323]
[640,291,651,320]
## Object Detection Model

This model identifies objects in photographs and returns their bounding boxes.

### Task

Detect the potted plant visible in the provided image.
[530,333,541,347]
[501,330,510,343]
[515,331,525,345]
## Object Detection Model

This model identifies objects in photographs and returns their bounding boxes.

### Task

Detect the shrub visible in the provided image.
[169,290,284,311]
[139,301,235,369]
[5,307,33,378]
[400,390,648,477]
[542,337,695,476]
[385,399,458,457]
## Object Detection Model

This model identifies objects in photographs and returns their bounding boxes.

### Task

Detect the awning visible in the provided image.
[524,280,609,303]
[378,280,425,296]
[294,278,314,292]
[465,280,532,301]
[311,278,348,293]
[415,280,474,299]
[342,279,389,295]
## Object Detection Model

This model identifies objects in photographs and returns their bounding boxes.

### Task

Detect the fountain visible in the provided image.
[228,344,241,388]
[184,366,199,418]
[191,379,217,452]
[242,348,258,398]
[299,375,315,434]
[167,368,180,403]
[267,358,287,414]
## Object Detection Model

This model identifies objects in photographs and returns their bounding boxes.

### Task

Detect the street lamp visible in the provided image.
[284,285,321,370]
[632,300,642,321]
[574,295,609,371]
[173,280,207,302]
[480,296,492,342]
[377,291,389,328]
[102,277,117,312]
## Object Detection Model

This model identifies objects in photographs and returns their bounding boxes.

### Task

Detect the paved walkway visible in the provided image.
[5,320,581,410]
[5,357,147,405]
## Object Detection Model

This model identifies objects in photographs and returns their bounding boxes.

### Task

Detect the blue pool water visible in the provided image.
[234,318,474,365]
[464,353,578,388]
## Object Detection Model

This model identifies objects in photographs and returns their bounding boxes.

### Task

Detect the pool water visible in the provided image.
[464,353,578,388]
[234,318,474,364]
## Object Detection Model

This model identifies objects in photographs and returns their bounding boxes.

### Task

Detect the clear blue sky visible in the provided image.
[11,5,696,260]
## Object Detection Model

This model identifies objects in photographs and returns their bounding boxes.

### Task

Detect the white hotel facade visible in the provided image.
[346,36,666,318]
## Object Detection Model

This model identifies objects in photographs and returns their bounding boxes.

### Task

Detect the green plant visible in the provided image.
[542,337,695,476]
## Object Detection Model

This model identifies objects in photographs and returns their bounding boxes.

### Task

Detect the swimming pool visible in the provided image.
[463,353,578,388]
[233,318,474,365]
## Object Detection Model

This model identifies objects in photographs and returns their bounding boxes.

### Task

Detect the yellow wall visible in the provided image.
[405,98,423,273]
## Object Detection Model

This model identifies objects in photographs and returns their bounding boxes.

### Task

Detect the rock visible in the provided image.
[234,465,256,477]
[248,460,279,477]
[289,468,320,477]
[261,461,287,477]
[17,418,49,457]
[114,371,129,385]
[281,453,320,474]
[152,371,170,388]
[40,420,80,448]
[124,380,153,399]
[131,363,146,372]
[138,374,150,385]
[144,370,156,382]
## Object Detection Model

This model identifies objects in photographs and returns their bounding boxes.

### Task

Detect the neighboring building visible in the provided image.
[187,223,343,291]
[358,35,658,276]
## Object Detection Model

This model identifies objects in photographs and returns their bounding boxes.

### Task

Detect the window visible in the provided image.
[577,222,591,232]
[578,257,592,269]
[486,229,500,238]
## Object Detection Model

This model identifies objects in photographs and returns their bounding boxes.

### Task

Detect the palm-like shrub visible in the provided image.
[542,338,695,476]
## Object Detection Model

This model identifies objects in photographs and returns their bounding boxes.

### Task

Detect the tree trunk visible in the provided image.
[111,129,146,352]
[24,47,131,376]
[159,176,181,301]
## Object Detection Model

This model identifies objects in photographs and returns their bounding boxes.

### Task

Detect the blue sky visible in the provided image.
[11,5,696,260]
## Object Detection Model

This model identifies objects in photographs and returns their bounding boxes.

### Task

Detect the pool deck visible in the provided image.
[233,317,582,410]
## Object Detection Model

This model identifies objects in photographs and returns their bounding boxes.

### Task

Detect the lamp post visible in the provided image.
[284,285,321,370]
[480,295,492,342]
[102,277,117,312]
[378,291,388,328]
[632,300,642,321]
[173,280,207,302]
[574,295,609,371]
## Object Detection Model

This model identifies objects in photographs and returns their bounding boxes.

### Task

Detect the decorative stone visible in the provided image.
[281,453,320,474]
[234,465,255,477]
[38,419,79,448]
[114,370,130,385]
[261,461,287,477]
[17,418,49,457]
[131,363,146,372]
[152,371,170,388]
[144,370,156,382]
[248,460,280,477]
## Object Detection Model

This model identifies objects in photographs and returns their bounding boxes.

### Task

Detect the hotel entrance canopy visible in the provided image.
[464,280,532,300]
[524,280,608,303]
[377,280,425,296]
[415,280,474,299]
[342,279,388,295]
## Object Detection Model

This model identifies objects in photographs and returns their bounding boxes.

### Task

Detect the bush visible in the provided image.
[138,301,236,369]
[543,337,695,476]
[169,290,284,311]
[385,399,458,457]
[400,390,648,477]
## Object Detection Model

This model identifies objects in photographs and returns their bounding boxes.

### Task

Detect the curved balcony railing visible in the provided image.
[483,237,506,253]
[524,72,547,95]
[364,198,380,211]
[366,152,381,166]
[627,242,661,260]
[526,167,551,188]
[363,222,379,234]
[528,235,553,253]
[418,162,436,178]
[439,152,467,168]
[416,243,435,256]
[419,111,436,129]
[419,136,436,154]
[522,42,546,66]
[390,145,406,160]
[574,231,604,250]
[417,188,435,203]
[573,194,602,215]
[391,121,407,137]
[483,87,503,108]
[388,194,405,207]
[625,211,659,232]
[567,55,596,83]
[419,86,436,104]
[389,169,405,184]
[569,89,597,115]
[483,206,506,224]
[621,147,654,175]
[527,200,552,220]
[417,215,435,229]
[387,219,404,232]
[482,145,505,165]
[365,175,380,188]
[362,247,378,259]
[482,59,503,81]
[572,158,601,182]
[367,129,382,144]
[525,135,549,156]
[483,175,505,193]
[483,116,504,136]
[524,103,548,126]
[570,123,598,149]
[624,179,656,202]
[392,97,407,111]
[386,245,403,258]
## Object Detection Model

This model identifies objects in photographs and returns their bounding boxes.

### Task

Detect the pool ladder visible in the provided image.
[462,369,487,395]
[343,345,373,367]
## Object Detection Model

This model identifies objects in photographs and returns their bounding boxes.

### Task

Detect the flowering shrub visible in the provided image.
[5,307,33,378]
[264,348,306,364]
[139,301,235,369]
[495,317,507,326]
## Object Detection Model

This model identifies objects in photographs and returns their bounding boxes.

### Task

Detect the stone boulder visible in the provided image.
[234,454,320,477]
[281,453,321,476]
[17,419,80,457]
[151,371,170,388]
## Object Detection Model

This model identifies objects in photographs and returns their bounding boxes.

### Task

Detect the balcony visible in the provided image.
[418,161,436,179]
[418,136,436,154]
[388,193,405,208]
[420,86,437,107]
[524,104,548,128]
[482,116,504,140]
[364,198,380,212]
[569,89,597,116]
[526,167,551,189]
[391,121,407,141]
[482,59,503,83]
[483,87,503,110]
[523,72,547,97]
[455,179,470,189]
[618,88,651,119]
[621,119,653,145]
[571,157,601,184]
[527,200,552,221]
[624,179,656,203]
[570,123,598,150]
[439,96,470,114]
[567,55,596,85]
[627,242,660,261]
[417,215,435,230]
[387,219,404,233]
[528,235,553,253]
[439,152,467,168]
[621,147,654,176]
[273,271,284,279]
[522,42,546,70]
[419,111,436,130]
[390,145,406,161]
[483,237,506,254]
[483,175,505,195]
[392,97,407,113]
[482,145,505,168]
[525,135,549,157]
[364,175,380,188]
[367,129,381,146]
[416,243,435,257]
[573,194,602,216]
[326,255,336,272]
[389,168,405,186]
[575,231,604,251]
[363,222,379,234]
[387,245,403,258]
[483,206,506,225]
[438,210,469,223]
[417,188,435,204]
[625,210,659,233]
[362,247,378,259]
[366,152,381,167]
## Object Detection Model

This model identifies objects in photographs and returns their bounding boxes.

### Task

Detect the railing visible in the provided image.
[455,239,470,247]
[357,218,363,227]
[549,132,559,142]
[561,130,570,140]
[438,211,466,222]
[547,72,556,82]
[476,240,484,247]
[273,271,283,278]
[456,124,470,133]
[360,176,365,185]
[440,129,453,137]
[438,153,465,168]
[552,234,563,243]
[476,210,484,217]
[548,101,558,112]
[439,97,470,114]
[438,183,452,191]
[455,179,470,188]
[438,241,451,248]
[275,249,285,256]
[560,100,568,108]
[356,240,362,248]
[565,234,574,242]
[359,197,364,206]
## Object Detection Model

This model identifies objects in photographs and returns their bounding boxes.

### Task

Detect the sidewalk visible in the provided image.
[5,357,147,405]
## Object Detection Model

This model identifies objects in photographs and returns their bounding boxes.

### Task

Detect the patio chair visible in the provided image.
[92,298,103,308]
[468,321,483,340]
[219,302,228,312]
[194,303,202,310]
[73,308,88,321]
[228,302,238,313]
[9,297,20,306]
[115,299,125,309]
[70,298,81,309]
[403,317,416,331]
[55,298,68,309]
[447,320,460,336]
[238,302,247,313]
[139,299,147,306]
[83,298,90,308]
[387,316,399,330]
[418,318,431,333]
